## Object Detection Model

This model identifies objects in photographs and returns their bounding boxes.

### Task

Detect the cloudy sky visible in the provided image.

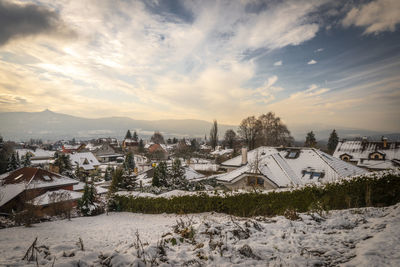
[0,0,399,131]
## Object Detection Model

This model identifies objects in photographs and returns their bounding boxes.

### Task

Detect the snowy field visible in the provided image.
[0,204,399,266]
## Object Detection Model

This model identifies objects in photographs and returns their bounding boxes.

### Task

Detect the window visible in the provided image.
[247,177,265,187]
[302,170,324,180]
[286,150,299,159]
[247,177,256,186]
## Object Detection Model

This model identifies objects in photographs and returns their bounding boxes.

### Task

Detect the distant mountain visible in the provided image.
[0,110,236,141]
[289,123,396,142]
[0,110,397,142]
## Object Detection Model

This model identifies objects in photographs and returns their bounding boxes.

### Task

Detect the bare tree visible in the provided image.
[257,112,293,147]
[150,131,165,144]
[238,116,261,150]
[209,120,218,150]
[224,129,236,149]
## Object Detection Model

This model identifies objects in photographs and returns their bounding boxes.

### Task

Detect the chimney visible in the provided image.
[383,137,388,148]
[241,147,248,165]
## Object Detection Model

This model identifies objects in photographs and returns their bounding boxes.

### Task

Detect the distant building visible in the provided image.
[69,152,100,172]
[16,148,56,167]
[216,147,367,190]
[333,137,400,170]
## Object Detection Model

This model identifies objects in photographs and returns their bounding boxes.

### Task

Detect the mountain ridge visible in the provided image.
[0,110,397,142]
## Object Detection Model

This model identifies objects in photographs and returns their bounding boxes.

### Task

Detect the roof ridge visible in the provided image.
[313,149,340,177]
[270,153,299,185]
[27,167,39,186]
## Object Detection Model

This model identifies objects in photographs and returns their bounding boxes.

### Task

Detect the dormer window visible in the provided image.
[302,169,325,180]
[286,150,299,159]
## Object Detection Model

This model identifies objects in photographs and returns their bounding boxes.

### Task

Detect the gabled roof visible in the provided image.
[69,152,100,170]
[216,148,368,188]
[0,167,78,207]
[31,189,83,206]
[333,140,400,170]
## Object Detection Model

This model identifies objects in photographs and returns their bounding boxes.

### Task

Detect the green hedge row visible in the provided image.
[110,174,400,217]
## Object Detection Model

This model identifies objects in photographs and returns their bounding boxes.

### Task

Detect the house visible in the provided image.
[16,148,56,167]
[62,144,86,153]
[333,137,400,170]
[69,152,100,172]
[0,167,79,213]
[30,189,83,216]
[216,147,367,190]
[147,143,168,160]
[122,138,138,150]
[91,143,123,163]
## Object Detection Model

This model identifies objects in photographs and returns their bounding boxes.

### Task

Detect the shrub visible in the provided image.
[110,173,400,217]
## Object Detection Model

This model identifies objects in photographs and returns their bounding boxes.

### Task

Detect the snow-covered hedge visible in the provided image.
[110,172,400,217]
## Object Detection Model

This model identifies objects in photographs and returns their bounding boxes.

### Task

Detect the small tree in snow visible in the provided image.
[170,159,186,189]
[22,152,31,167]
[7,153,19,171]
[78,183,97,216]
[124,152,135,171]
[152,161,168,187]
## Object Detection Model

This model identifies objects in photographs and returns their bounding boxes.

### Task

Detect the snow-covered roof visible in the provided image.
[333,140,400,170]
[0,183,26,207]
[69,152,100,170]
[15,149,55,160]
[73,182,86,191]
[216,148,368,187]
[31,189,82,206]
[0,167,79,207]
[211,148,234,156]
[220,147,279,167]
[184,166,205,180]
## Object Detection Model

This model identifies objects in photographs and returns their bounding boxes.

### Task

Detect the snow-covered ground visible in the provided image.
[1,204,399,266]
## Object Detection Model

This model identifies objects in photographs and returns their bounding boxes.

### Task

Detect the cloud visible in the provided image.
[274,60,282,66]
[307,59,317,64]
[342,0,400,34]
[314,48,324,52]
[0,0,75,46]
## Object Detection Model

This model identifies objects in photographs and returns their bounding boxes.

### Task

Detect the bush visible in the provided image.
[110,173,400,217]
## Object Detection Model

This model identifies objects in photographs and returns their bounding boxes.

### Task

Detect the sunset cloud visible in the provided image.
[0,0,399,132]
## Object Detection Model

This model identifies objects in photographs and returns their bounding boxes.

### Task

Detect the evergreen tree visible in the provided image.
[138,139,145,153]
[327,129,339,154]
[125,130,132,139]
[124,152,136,171]
[133,131,138,141]
[170,159,186,188]
[305,131,317,147]
[110,168,124,193]
[22,152,31,167]
[152,161,168,187]
[75,164,83,181]
[104,168,111,181]
[54,154,72,174]
[16,152,20,167]
[78,182,97,216]
[7,153,19,171]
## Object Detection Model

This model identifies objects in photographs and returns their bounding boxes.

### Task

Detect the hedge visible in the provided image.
[110,173,400,217]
